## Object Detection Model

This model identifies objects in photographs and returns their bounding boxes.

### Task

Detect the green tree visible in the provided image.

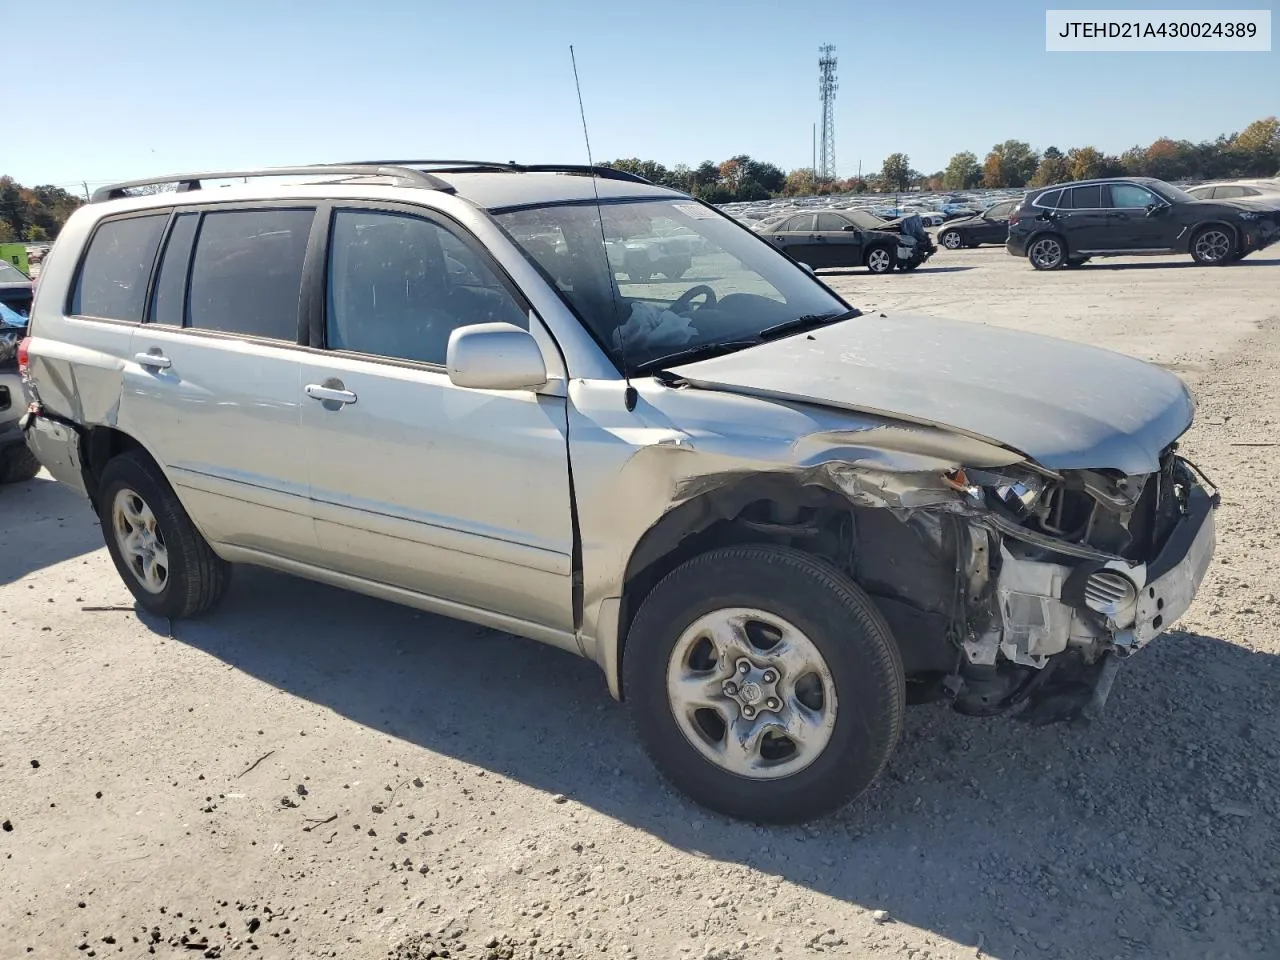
[1029,153,1070,187]
[1232,117,1280,175]
[0,221,15,242]
[942,151,981,189]
[981,141,1039,187]
[880,152,912,191]
[1067,146,1104,181]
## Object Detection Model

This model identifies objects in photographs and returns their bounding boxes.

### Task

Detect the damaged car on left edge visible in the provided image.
[20,161,1216,825]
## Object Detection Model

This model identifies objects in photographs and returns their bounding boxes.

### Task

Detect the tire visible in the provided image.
[940,230,963,250]
[1190,226,1235,265]
[1027,234,1066,270]
[0,443,41,484]
[97,450,231,619]
[865,246,895,274]
[623,544,905,824]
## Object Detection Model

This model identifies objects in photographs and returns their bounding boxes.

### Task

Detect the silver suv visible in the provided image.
[20,161,1218,823]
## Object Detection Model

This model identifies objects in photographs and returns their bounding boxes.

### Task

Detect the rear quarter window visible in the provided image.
[70,214,169,321]
[1034,190,1062,209]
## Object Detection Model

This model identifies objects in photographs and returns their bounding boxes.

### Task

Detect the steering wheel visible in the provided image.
[670,285,717,316]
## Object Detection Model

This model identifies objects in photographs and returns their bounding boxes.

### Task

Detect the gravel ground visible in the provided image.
[2,246,1279,960]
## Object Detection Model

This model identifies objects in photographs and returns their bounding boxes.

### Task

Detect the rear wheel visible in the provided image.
[97,450,231,618]
[1028,235,1066,270]
[0,443,41,484]
[865,246,895,274]
[623,544,905,823]
[1190,226,1235,265]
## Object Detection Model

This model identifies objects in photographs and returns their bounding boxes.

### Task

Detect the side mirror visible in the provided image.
[841,224,858,232]
[1145,202,1165,217]
[447,322,547,391]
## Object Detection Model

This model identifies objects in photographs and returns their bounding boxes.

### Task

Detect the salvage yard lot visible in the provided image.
[3,248,1279,960]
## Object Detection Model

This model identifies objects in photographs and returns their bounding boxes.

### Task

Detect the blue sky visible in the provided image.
[7,0,1277,192]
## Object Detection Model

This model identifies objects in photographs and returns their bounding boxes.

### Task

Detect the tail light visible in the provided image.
[1008,211,1022,226]
[17,337,30,375]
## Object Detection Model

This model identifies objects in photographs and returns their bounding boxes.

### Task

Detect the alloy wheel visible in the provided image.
[111,487,169,594]
[665,607,838,780]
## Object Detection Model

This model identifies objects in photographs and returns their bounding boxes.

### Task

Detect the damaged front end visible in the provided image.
[913,448,1219,722]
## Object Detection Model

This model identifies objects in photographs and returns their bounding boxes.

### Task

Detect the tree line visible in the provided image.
[0,178,83,243]
[3,117,1277,241]
[613,115,1279,199]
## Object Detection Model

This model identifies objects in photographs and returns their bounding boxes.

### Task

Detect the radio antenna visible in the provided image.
[570,44,637,412]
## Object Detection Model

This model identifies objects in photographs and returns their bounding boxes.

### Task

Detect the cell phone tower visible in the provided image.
[817,44,838,182]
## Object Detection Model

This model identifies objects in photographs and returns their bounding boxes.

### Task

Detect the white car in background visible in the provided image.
[1185,179,1280,201]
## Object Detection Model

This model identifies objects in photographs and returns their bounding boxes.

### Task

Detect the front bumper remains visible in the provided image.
[966,481,1218,670]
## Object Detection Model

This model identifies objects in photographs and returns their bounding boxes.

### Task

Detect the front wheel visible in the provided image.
[1028,235,1066,270]
[623,545,905,823]
[865,246,895,274]
[1190,226,1235,265]
[940,230,963,249]
[97,450,231,619]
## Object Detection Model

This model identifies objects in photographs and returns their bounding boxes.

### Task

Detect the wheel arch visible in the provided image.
[605,474,962,701]
[1183,219,1240,254]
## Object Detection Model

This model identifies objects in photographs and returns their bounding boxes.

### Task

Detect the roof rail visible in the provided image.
[337,160,654,185]
[90,164,454,203]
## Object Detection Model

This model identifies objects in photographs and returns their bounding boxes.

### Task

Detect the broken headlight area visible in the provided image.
[938,450,1216,722]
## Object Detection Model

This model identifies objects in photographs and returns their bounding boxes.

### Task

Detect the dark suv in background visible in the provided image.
[1006,176,1280,270]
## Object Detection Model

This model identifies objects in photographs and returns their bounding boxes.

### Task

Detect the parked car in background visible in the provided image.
[21,160,1217,824]
[1,301,40,483]
[1007,177,1280,270]
[937,199,1020,249]
[0,259,33,317]
[758,209,935,273]
[1185,179,1280,201]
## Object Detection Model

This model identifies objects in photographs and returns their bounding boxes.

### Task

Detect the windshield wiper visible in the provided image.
[631,339,762,376]
[758,308,860,341]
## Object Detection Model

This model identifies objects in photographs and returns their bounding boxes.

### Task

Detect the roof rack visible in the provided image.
[337,159,654,185]
[90,163,455,203]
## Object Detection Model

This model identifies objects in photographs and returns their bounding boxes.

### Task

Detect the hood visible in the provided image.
[669,313,1194,476]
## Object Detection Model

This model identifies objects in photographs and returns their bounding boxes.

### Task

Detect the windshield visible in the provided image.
[0,260,30,283]
[1148,179,1197,203]
[494,198,851,372]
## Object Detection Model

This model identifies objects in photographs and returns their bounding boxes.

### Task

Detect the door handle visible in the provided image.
[135,352,171,370]
[305,383,357,405]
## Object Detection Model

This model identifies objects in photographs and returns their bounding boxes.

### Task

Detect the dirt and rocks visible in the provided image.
[2,247,1279,959]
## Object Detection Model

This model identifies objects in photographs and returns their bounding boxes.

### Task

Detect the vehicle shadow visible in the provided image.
[1085,257,1280,270]
[163,566,1279,960]
[0,472,101,585]
[818,266,975,277]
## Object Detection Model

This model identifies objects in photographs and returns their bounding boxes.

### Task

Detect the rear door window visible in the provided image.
[70,214,169,321]
[187,208,315,342]
[1215,186,1246,198]
[781,214,813,233]
[1065,186,1104,209]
